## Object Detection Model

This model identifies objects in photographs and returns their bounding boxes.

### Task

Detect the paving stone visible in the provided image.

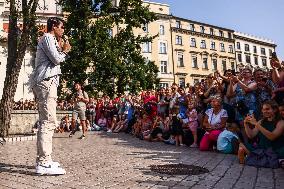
[0,132,282,189]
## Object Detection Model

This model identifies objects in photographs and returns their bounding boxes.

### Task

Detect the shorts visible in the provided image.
[72,109,86,121]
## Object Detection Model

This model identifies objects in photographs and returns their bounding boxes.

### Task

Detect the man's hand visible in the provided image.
[62,38,71,53]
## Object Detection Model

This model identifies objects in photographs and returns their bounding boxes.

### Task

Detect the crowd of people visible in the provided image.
[56,57,284,169]
[14,56,284,169]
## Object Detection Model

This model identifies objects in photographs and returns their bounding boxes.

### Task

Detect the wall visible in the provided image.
[9,110,72,135]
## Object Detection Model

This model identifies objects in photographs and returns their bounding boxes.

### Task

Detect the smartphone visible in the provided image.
[248,110,254,116]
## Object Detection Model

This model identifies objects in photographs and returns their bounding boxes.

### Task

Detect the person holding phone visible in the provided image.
[238,101,284,167]
[31,17,71,175]
[270,52,284,104]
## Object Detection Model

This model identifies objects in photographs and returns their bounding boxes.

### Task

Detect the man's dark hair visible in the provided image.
[47,17,64,32]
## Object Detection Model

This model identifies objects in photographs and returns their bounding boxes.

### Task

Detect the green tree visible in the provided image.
[60,0,159,98]
[0,0,40,138]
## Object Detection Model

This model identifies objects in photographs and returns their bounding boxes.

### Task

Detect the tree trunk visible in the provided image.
[0,0,39,137]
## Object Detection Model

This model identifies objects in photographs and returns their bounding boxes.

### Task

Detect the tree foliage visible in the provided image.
[59,0,159,98]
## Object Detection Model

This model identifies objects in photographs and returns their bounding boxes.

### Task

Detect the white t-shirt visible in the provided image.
[205,108,228,129]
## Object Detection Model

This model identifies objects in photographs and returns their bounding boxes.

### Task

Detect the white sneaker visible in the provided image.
[36,161,61,168]
[36,164,66,175]
[107,129,112,133]
[190,143,198,148]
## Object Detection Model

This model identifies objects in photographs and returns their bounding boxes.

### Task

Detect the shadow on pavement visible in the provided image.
[0,163,36,176]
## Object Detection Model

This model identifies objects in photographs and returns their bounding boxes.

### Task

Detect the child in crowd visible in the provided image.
[217,122,240,154]
[171,107,184,146]
[97,113,107,131]
[186,101,199,148]
[56,115,70,133]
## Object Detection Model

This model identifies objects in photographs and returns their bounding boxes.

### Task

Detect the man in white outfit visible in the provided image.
[31,17,71,175]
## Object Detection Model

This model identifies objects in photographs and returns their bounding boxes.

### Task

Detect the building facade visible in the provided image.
[234,31,276,70]
[170,17,236,86]
[0,0,278,101]
[0,0,62,101]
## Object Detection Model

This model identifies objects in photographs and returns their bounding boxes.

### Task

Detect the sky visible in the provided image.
[152,0,284,59]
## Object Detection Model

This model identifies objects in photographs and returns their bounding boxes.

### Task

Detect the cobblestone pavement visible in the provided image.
[0,131,283,189]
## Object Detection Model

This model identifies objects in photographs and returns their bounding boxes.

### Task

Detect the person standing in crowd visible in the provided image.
[31,17,71,175]
[271,55,284,104]
[227,67,258,122]
[69,82,89,139]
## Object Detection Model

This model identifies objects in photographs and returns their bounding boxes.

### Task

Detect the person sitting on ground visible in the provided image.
[217,122,240,154]
[238,101,284,168]
[96,113,107,131]
[132,113,143,137]
[144,115,165,142]
[200,95,228,151]
[113,114,128,133]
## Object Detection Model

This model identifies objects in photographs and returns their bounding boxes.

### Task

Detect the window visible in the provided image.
[159,42,167,54]
[179,78,185,88]
[202,57,208,69]
[201,40,206,49]
[211,41,216,50]
[236,42,241,50]
[176,35,182,45]
[210,28,214,35]
[160,61,167,73]
[159,25,165,35]
[245,55,251,64]
[142,42,152,53]
[176,21,181,28]
[190,24,195,31]
[238,54,242,62]
[160,83,169,88]
[200,26,205,33]
[212,59,217,70]
[220,43,225,52]
[269,49,273,56]
[219,30,224,37]
[192,56,198,68]
[228,32,232,39]
[254,56,258,65]
[142,23,148,32]
[177,52,184,67]
[261,48,266,55]
[231,62,235,70]
[262,58,267,67]
[190,38,196,47]
[228,45,234,53]
[253,46,257,53]
[222,60,226,71]
[245,44,250,52]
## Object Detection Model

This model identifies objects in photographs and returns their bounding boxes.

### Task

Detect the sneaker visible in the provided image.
[35,164,66,175]
[79,135,86,139]
[36,161,60,168]
[190,143,198,148]
[69,133,73,138]
[107,129,112,133]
